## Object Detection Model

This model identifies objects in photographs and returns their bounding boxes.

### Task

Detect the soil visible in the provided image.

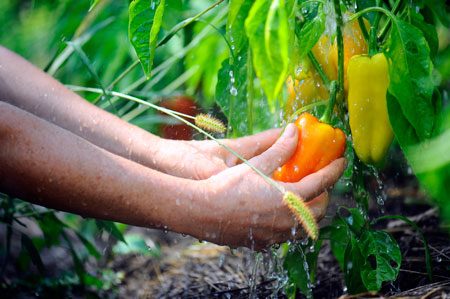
[1,170,449,298]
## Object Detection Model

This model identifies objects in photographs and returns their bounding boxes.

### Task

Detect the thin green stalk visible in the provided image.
[157,0,225,48]
[369,0,382,56]
[246,47,254,135]
[66,85,286,194]
[347,7,396,25]
[333,0,345,118]
[357,17,370,42]
[308,51,330,88]
[286,100,328,125]
[95,0,226,104]
[320,81,337,124]
[68,41,118,115]
[378,0,402,42]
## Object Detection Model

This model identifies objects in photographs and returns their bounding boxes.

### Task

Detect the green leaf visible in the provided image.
[295,3,325,58]
[75,232,101,259]
[36,212,65,247]
[284,240,322,298]
[185,22,228,102]
[328,218,350,270]
[245,0,291,105]
[129,0,166,78]
[89,0,101,12]
[227,0,253,54]
[95,220,127,244]
[21,234,45,274]
[112,233,161,257]
[386,92,420,149]
[373,215,433,280]
[359,230,401,292]
[425,0,450,27]
[344,234,367,294]
[410,11,439,60]
[355,0,376,23]
[386,20,435,140]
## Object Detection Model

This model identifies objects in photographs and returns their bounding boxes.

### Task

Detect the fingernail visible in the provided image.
[283,124,296,138]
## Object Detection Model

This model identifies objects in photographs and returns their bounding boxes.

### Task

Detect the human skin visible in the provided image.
[0,46,346,248]
[0,46,285,180]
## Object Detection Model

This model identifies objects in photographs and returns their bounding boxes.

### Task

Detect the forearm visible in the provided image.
[0,46,166,171]
[0,102,207,234]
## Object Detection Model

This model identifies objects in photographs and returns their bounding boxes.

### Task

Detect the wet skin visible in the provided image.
[0,46,345,249]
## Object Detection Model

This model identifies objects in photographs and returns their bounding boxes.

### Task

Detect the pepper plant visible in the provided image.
[124,0,448,297]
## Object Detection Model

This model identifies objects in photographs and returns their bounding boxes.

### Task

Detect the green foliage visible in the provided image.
[128,0,166,78]
[295,1,325,59]
[245,0,293,106]
[386,19,435,140]
[326,208,402,293]
[284,240,322,298]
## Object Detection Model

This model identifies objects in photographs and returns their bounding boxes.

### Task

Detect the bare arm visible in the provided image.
[0,46,287,180]
[0,46,165,172]
[0,103,345,248]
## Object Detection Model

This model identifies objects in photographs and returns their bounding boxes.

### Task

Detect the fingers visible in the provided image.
[222,128,281,166]
[246,124,298,174]
[286,158,346,200]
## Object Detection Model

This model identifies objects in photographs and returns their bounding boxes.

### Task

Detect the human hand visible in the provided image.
[183,124,346,249]
[152,129,283,180]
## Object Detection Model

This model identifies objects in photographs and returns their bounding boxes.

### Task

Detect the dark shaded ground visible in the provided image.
[111,173,450,299]
[1,167,449,298]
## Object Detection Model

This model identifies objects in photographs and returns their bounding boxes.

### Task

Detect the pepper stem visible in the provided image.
[320,81,337,124]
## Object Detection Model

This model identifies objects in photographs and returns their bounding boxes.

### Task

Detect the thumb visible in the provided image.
[248,123,298,174]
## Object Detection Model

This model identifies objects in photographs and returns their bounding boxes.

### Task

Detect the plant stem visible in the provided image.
[369,0,382,56]
[333,0,345,115]
[320,81,337,124]
[357,17,370,43]
[95,0,226,104]
[286,100,328,125]
[246,47,254,135]
[378,0,402,42]
[308,51,330,88]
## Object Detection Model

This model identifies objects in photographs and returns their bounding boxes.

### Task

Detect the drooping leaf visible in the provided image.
[386,19,435,140]
[410,11,439,59]
[129,0,166,78]
[75,231,101,259]
[215,50,249,137]
[284,240,322,298]
[227,0,253,54]
[245,0,291,105]
[386,92,420,149]
[36,212,65,247]
[359,230,401,292]
[295,2,325,58]
[343,234,367,294]
[328,217,350,270]
[96,220,127,244]
[185,22,228,102]
[21,234,45,274]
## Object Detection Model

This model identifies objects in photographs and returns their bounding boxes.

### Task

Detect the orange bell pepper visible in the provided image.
[273,113,346,183]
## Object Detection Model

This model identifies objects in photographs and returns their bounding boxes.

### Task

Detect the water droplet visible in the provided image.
[230,86,238,96]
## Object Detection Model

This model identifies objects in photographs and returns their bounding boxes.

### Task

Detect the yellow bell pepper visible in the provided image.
[311,18,369,92]
[347,53,393,165]
[285,60,329,117]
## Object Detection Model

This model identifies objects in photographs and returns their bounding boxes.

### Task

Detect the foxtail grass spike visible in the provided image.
[283,191,319,240]
[195,113,226,133]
